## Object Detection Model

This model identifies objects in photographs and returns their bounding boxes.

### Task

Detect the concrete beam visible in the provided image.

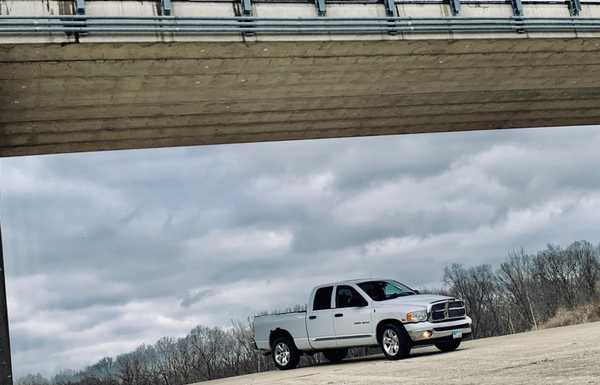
[3,1,600,156]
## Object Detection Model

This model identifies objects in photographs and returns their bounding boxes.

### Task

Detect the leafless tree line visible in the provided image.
[18,320,274,385]
[444,240,600,338]
[17,240,600,385]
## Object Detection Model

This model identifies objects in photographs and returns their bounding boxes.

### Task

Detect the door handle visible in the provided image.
[334,313,344,318]
[309,315,317,320]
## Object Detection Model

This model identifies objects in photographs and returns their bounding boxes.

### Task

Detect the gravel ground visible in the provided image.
[201,321,600,385]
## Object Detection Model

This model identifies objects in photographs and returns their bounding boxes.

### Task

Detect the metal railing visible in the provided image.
[0,15,599,34]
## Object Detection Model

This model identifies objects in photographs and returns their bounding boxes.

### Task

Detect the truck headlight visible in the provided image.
[406,310,428,322]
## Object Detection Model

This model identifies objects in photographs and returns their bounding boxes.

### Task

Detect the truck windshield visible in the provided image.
[357,280,416,301]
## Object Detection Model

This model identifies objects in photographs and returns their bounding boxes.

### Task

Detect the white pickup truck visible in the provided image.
[254,279,472,369]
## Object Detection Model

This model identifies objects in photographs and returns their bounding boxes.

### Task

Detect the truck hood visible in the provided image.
[378,294,454,308]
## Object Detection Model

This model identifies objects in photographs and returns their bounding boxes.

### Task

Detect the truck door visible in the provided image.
[333,285,374,347]
[306,285,337,349]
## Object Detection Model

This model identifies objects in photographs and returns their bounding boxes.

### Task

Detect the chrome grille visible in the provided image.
[429,300,466,322]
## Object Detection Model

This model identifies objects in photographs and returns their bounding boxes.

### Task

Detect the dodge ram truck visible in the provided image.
[254,278,472,369]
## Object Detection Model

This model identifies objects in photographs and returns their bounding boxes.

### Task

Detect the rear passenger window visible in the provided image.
[336,285,368,308]
[313,286,333,311]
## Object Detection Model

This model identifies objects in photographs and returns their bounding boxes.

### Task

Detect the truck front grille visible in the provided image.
[430,300,466,323]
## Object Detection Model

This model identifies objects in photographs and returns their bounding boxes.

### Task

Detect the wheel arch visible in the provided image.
[269,328,296,350]
[376,319,408,344]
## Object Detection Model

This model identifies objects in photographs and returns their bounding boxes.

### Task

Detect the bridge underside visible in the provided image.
[5,37,600,157]
[3,2,600,156]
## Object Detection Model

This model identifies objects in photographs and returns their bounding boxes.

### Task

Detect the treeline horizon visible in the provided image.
[17,240,600,385]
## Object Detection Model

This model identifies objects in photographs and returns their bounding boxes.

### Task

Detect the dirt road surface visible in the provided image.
[202,322,600,385]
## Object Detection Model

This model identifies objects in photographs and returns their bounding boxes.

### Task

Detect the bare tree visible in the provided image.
[115,349,144,385]
[568,241,600,301]
[497,250,538,330]
[444,263,509,337]
[51,370,80,385]
[533,245,579,310]
[189,326,225,380]
[16,374,50,385]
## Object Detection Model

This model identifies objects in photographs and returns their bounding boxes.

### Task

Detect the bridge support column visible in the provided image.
[569,0,582,15]
[511,0,524,16]
[383,0,397,17]
[449,0,461,16]
[315,0,326,16]
[0,223,12,385]
[75,0,85,15]
[241,0,252,15]
[161,0,172,16]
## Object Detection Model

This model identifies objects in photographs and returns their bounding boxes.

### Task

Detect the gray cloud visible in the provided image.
[180,289,215,308]
[2,125,600,378]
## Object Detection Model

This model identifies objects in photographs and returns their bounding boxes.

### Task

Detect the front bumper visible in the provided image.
[404,316,472,344]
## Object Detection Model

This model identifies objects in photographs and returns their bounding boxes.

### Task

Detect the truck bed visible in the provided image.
[254,311,308,351]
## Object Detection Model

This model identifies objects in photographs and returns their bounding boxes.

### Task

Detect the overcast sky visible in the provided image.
[2,126,600,378]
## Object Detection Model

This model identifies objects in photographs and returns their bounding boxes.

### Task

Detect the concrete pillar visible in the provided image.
[0,223,12,385]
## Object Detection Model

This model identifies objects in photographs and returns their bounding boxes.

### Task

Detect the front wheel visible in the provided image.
[272,337,300,370]
[322,348,348,363]
[435,339,461,352]
[379,323,411,360]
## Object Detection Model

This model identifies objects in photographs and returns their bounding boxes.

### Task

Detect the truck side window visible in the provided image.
[336,285,368,308]
[313,286,333,311]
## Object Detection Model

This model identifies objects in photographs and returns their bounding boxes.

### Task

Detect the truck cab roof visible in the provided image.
[316,278,395,287]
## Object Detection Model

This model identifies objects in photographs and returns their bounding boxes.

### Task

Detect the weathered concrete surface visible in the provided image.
[202,322,600,385]
[3,1,600,156]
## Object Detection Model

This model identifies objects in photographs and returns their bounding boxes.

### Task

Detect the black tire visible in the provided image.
[379,323,411,360]
[435,339,461,352]
[322,348,348,363]
[272,337,300,370]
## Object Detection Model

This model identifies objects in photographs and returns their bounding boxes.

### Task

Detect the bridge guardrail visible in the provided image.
[0,16,596,34]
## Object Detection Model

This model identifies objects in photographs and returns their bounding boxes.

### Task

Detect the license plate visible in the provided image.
[452,330,462,339]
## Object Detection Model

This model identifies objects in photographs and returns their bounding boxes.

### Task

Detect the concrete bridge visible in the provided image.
[1,0,600,157]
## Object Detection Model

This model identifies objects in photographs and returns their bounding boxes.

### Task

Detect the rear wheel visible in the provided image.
[322,348,348,363]
[435,339,461,352]
[379,323,411,360]
[272,337,300,370]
